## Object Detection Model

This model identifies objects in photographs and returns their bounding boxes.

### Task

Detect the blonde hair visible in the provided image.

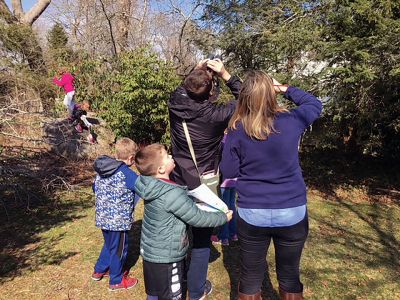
[115,138,139,161]
[229,70,287,140]
[134,144,165,176]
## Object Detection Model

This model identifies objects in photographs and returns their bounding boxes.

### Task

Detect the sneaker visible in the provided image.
[230,234,238,242]
[211,235,229,246]
[198,280,213,300]
[75,123,83,133]
[221,239,229,246]
[87,133,96,144]
[91,270,109,281]
[210,235,219,243]
[109,275,138,292]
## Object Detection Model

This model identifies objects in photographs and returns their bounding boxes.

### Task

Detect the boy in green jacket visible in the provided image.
[134,144,232,300]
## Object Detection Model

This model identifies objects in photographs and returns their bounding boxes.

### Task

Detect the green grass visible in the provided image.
[0,186,398,300]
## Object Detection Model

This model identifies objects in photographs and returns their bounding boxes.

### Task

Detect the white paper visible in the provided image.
[188,184,228,213]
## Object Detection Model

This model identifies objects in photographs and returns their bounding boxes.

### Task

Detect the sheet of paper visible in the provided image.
[188,184,228,213]
[195,203,220,212]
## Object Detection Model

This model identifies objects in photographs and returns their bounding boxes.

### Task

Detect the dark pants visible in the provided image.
[144,260,185,300]
[218,187,237,240]
[94,230,128,285]
[238,214,308,294]
[187,226,213,300]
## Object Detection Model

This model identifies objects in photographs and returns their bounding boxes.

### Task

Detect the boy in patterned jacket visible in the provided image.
[91,137,139,291]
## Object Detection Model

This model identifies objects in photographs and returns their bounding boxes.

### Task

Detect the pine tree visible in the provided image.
[47,23,73,65]
[47,23,68,50]
[200,0,400,158]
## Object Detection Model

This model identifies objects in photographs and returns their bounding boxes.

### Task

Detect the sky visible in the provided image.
[5,1,199,16]
[5,0,36,11]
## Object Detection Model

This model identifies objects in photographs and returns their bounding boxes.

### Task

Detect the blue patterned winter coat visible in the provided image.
[93,155,138,231]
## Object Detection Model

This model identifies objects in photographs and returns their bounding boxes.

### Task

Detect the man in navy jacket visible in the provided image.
[168,59,241,300]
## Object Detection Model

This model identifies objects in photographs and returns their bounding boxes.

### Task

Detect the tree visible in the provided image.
[8,0,51,26]
[318,0,400,157]
[73,48,180,144]
[47,22,68,49]
[0,0,52,73]
[46,22,74,66]
[200,0,400,158]
[200,1,322,77]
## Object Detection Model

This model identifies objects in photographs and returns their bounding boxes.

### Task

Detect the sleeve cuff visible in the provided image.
[226,75,240,86]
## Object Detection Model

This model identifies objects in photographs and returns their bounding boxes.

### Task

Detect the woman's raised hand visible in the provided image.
[272,77,288,94]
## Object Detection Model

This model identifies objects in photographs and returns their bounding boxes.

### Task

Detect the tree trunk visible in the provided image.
[99,0,117,57]
[21,0,51,26]
[0,0,49,73]
[10,0,23,19]
[115,0,131,53]
[0,0,17,23]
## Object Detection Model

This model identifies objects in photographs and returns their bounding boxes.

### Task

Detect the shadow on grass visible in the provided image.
[125,219,142,271]
[0,143,94,283]
[299,148,400,297]
[221,242,280,300]
[300,148,400,202]
[307,196,400,289]
[0,192,91,283]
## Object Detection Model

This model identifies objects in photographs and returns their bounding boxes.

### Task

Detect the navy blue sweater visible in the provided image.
[220,86,322,209]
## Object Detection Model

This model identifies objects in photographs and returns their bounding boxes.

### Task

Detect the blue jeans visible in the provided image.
[187,227,213,300]
[94,230,129,285]
[218,187,237,240]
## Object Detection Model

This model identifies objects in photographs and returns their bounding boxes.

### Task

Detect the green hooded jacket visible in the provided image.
[135,176,227,263]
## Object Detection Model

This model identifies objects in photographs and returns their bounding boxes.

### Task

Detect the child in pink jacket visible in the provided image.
[53,68,76,118]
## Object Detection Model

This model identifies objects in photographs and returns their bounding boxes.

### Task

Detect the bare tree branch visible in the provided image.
[139,0,148,35]
[21,0,51,25]
[11,0,23,19]
[168,0,201,67]
[99,0,117,57]
[0,131,43,142]
[0,0,17,23]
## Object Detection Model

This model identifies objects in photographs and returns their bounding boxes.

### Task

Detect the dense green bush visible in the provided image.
[74,48,180,144]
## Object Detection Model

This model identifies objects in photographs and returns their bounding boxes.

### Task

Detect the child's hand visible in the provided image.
[225,210,233,222]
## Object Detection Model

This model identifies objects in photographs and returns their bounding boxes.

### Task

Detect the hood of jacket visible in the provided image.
[135,176,186,202]
[93,155,124,178]
[168,86,215,120]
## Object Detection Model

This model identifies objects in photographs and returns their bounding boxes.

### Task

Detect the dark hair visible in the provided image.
[183,69,213,100]
[134,143,165,176]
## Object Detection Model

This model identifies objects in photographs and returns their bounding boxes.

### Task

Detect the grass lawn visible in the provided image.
[0,184,399,300]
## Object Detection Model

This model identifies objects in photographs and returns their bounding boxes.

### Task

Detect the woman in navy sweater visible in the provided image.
[220,70,322,300]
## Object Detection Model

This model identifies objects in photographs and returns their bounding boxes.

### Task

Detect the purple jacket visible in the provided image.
[220,86,322,209]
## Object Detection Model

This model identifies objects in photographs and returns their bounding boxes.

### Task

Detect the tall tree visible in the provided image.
[200,0,322,76]
[47,22,68,49]
[0,0,52,72]
[10,0,51,26]
[47,22,73,65]
[319,0,400,156]
[115,0,132,53]
[201,0,400,158]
